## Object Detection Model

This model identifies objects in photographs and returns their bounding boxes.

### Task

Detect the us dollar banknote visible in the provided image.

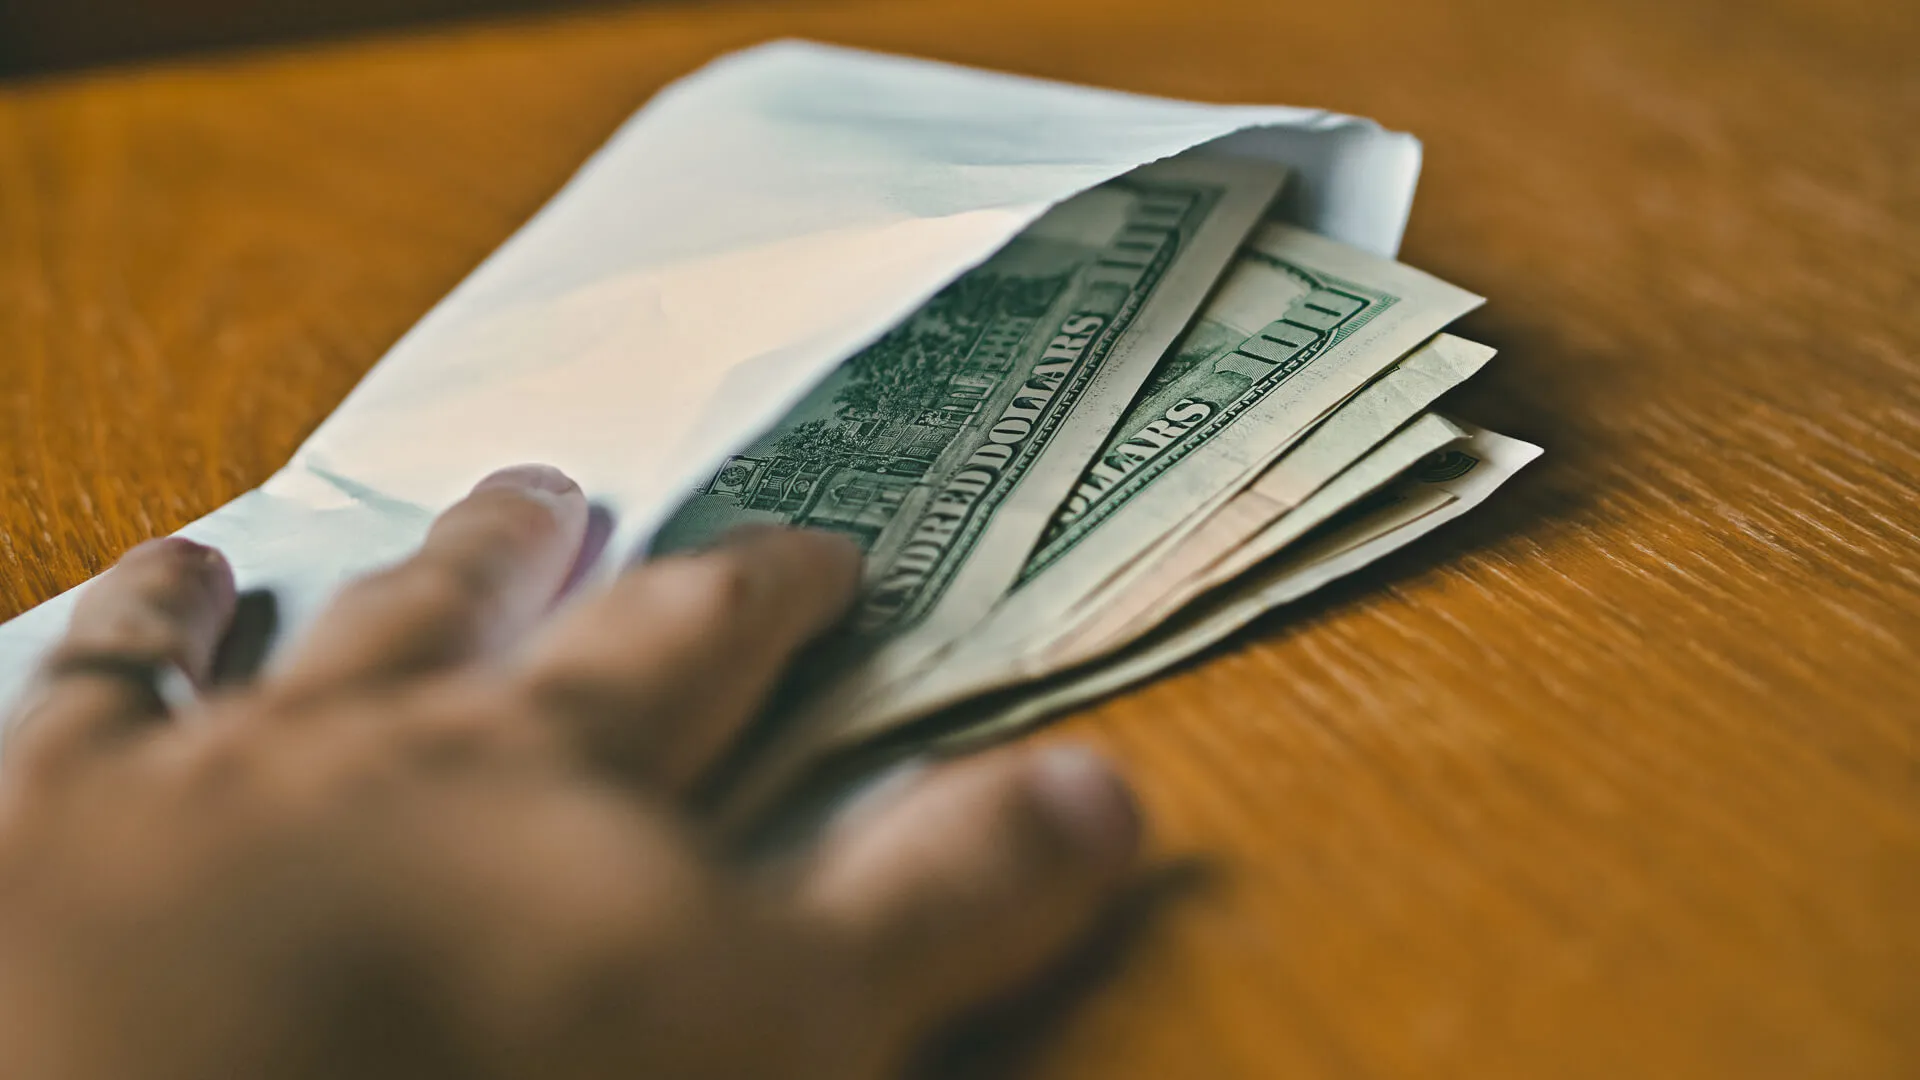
[1051,412,1468,667]
[834,227,1484,739]
[1047,335,1495,663]
[653,152,1289,711]
[929,422,1544,751]
[868,414,1466,737]
[1023,225,1479,585]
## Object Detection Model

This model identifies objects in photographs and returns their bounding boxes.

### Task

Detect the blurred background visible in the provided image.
[0,0,618,75]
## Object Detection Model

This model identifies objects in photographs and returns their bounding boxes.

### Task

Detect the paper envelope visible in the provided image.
[0,40,1422,709]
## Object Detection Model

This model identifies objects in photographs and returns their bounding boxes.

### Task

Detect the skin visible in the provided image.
[0,464,1140,1080]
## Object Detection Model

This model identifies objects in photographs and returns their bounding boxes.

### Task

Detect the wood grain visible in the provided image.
[2,0,1917,1076]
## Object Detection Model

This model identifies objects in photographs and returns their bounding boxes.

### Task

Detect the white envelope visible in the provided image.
[0,40,1423,709]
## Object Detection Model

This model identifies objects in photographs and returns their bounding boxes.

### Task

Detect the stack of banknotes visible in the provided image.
[650,149,1541,786]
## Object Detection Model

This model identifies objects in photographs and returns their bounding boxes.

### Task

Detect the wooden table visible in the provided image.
[3,0,1916,1075]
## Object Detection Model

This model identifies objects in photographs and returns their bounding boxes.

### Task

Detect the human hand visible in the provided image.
[0,465,1140,1080]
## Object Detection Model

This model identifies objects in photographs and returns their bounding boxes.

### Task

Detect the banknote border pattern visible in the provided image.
[854,177,1227,638]
[1019,254,1399,580]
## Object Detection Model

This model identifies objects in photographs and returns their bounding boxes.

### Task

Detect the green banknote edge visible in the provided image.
[1018,253,1399,582]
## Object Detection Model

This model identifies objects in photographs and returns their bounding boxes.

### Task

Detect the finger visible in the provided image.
[513,526,861,792]
[796,745,1140,1046]
[272,465,588,695]
[10,538,235,757]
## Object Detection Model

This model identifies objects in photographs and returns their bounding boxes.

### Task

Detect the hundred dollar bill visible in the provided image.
[1050,411,1467,666]
[929,422,1544,750]
[1039,333,1491,613]
[653,152,1289,709]
[834,230,1484,740]
[879,413,1467,731]
[1022,225,1481,588]
[1049,336,1494,662]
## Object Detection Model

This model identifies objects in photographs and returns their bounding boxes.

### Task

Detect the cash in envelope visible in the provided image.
[0,43,1540,807]
[653,155,1537,797]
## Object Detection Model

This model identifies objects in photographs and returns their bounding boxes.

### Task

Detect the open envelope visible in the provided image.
[0,40,1423,712]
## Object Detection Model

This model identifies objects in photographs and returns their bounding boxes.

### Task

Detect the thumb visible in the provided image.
[795,746,1140,1051]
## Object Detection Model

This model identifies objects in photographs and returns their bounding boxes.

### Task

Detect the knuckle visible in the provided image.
[327,564,492,655]
[408,701,557,769]
[519,661,628,728]
[382,560,497,615]
[512,660,666,776]
[649,554,762,633]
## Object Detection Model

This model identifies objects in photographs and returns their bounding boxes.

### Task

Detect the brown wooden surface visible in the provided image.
[3,0,1918,1076]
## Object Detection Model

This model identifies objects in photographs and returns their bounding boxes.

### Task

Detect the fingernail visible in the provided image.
[473,464,580,497]
[1029,746,1141,869]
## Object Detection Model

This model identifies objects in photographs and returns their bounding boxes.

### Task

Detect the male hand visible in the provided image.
[0,465,1139,1080]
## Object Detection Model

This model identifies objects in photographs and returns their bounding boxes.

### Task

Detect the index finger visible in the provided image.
[509,526,862,793]
[271,465,589,698]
